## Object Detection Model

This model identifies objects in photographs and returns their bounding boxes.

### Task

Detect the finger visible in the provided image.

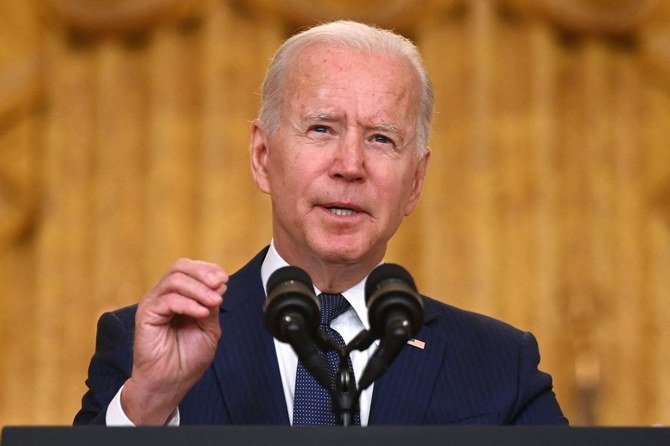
[167,258,228,290]
[198,305,223,334]
[155,272,223,307]
[214,282,227,296]
[144,292,213,323]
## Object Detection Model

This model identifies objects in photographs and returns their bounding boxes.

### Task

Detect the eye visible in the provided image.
[372,134,393,144]
[310,125,331,133]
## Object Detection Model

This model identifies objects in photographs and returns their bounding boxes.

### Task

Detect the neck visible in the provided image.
[273,242,383,293]
[305,260,377,293]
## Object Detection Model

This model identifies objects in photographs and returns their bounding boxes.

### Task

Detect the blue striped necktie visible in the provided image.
[293,293,360,425]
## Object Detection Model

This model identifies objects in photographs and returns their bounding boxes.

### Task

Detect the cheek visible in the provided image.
[377,172,416,217]
[379,166,413,196]
[268,161,311,209]
[266,147,294,187]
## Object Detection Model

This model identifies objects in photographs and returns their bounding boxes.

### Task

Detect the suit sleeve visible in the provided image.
[509,332,568,425]
[73,311,134,425]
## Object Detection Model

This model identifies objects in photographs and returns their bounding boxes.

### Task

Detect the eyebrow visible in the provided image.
[303,112,336,121]
[369,122,401,135]
[369,123,406,146]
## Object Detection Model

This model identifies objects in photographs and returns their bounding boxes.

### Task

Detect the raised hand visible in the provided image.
[121,258,227,425]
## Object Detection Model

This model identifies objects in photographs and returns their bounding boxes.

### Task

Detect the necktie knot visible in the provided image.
[318,293,350,326]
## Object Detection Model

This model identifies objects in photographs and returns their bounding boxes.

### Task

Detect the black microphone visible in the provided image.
[264,266,330,388]
[358,263,424,390]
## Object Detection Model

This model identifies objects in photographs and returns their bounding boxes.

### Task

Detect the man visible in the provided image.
[75,20,567,426]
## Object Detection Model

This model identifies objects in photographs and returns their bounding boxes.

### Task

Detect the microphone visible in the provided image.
[264,266,330,388]
[265,266,319,341]
[358,263,424,390]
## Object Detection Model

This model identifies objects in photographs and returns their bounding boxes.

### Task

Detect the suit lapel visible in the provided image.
[369,299,447,425]
[212,249,289,424]
[209,249,450,425]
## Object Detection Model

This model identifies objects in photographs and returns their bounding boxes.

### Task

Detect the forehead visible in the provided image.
[282,43,420,120]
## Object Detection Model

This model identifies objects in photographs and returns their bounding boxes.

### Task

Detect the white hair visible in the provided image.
[258,20,434,158]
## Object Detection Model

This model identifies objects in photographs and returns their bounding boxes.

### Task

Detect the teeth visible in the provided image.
[329,207,356,216]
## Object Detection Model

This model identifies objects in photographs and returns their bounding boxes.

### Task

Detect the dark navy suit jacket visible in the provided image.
[74,248,568,425]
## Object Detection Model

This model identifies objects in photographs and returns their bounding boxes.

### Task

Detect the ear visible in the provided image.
[249,120,272,194]
[404,148,431,216]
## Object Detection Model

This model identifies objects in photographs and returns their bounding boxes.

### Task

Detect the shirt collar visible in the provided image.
[261,241,373,330]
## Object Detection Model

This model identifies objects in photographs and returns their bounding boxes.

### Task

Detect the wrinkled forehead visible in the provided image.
[283,42,421,117]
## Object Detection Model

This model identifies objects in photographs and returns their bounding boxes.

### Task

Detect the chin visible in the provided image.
[308,234,376,265]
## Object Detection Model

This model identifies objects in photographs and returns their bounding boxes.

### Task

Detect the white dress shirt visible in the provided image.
[263,242,376,426]
[107,242,377,426]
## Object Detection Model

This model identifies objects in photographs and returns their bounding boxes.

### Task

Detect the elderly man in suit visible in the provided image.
[75,20,567,426]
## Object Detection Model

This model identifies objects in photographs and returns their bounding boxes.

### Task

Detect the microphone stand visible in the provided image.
[334,366,358,426]
[299,321,415,426]
[316,329,377,426]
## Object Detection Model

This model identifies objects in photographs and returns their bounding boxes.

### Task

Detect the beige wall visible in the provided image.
[1,0,669,426]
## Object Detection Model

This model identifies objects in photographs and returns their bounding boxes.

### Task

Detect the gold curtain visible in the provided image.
[1,0,669,426]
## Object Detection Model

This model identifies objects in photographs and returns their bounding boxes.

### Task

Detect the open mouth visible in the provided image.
[327,206,357,217]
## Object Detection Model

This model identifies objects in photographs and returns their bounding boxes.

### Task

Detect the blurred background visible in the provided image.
[1,0,669,426]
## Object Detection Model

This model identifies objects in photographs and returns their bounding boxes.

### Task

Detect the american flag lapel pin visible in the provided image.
[407,338,426,350]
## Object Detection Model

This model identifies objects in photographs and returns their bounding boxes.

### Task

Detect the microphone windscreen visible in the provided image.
[267,265,313,295]
[265,265,318,342]
[365,263,416,305]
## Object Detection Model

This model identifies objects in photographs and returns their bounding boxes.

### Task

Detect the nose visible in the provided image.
[329,132,365,182]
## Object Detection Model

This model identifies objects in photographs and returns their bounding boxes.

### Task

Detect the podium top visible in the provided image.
[2,426,669,446]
